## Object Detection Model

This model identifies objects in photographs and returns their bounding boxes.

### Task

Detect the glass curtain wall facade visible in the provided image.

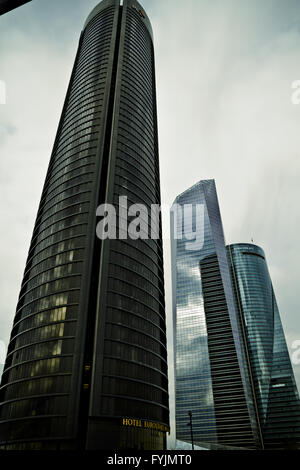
[227,243,300,449]
[171,180,259,449]
[0,0,169,450]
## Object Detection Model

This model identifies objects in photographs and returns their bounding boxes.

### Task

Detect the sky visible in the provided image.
[1,0,300,448]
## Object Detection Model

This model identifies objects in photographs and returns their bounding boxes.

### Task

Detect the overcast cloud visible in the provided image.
[1,0,300,448]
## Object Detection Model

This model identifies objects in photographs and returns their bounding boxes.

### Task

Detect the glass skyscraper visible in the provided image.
[0,0,169,450]
[227,243,300,449]
[171,180,259,449]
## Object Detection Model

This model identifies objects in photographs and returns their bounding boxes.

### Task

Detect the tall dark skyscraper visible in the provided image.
[171,180,260,449]
[227,243,300,449]
[0,0,169,450]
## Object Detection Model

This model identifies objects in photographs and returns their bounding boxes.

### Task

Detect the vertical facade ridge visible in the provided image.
[77,2,123,448]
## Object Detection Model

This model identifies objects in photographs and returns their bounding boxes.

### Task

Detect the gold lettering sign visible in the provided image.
[122,417,170,433]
